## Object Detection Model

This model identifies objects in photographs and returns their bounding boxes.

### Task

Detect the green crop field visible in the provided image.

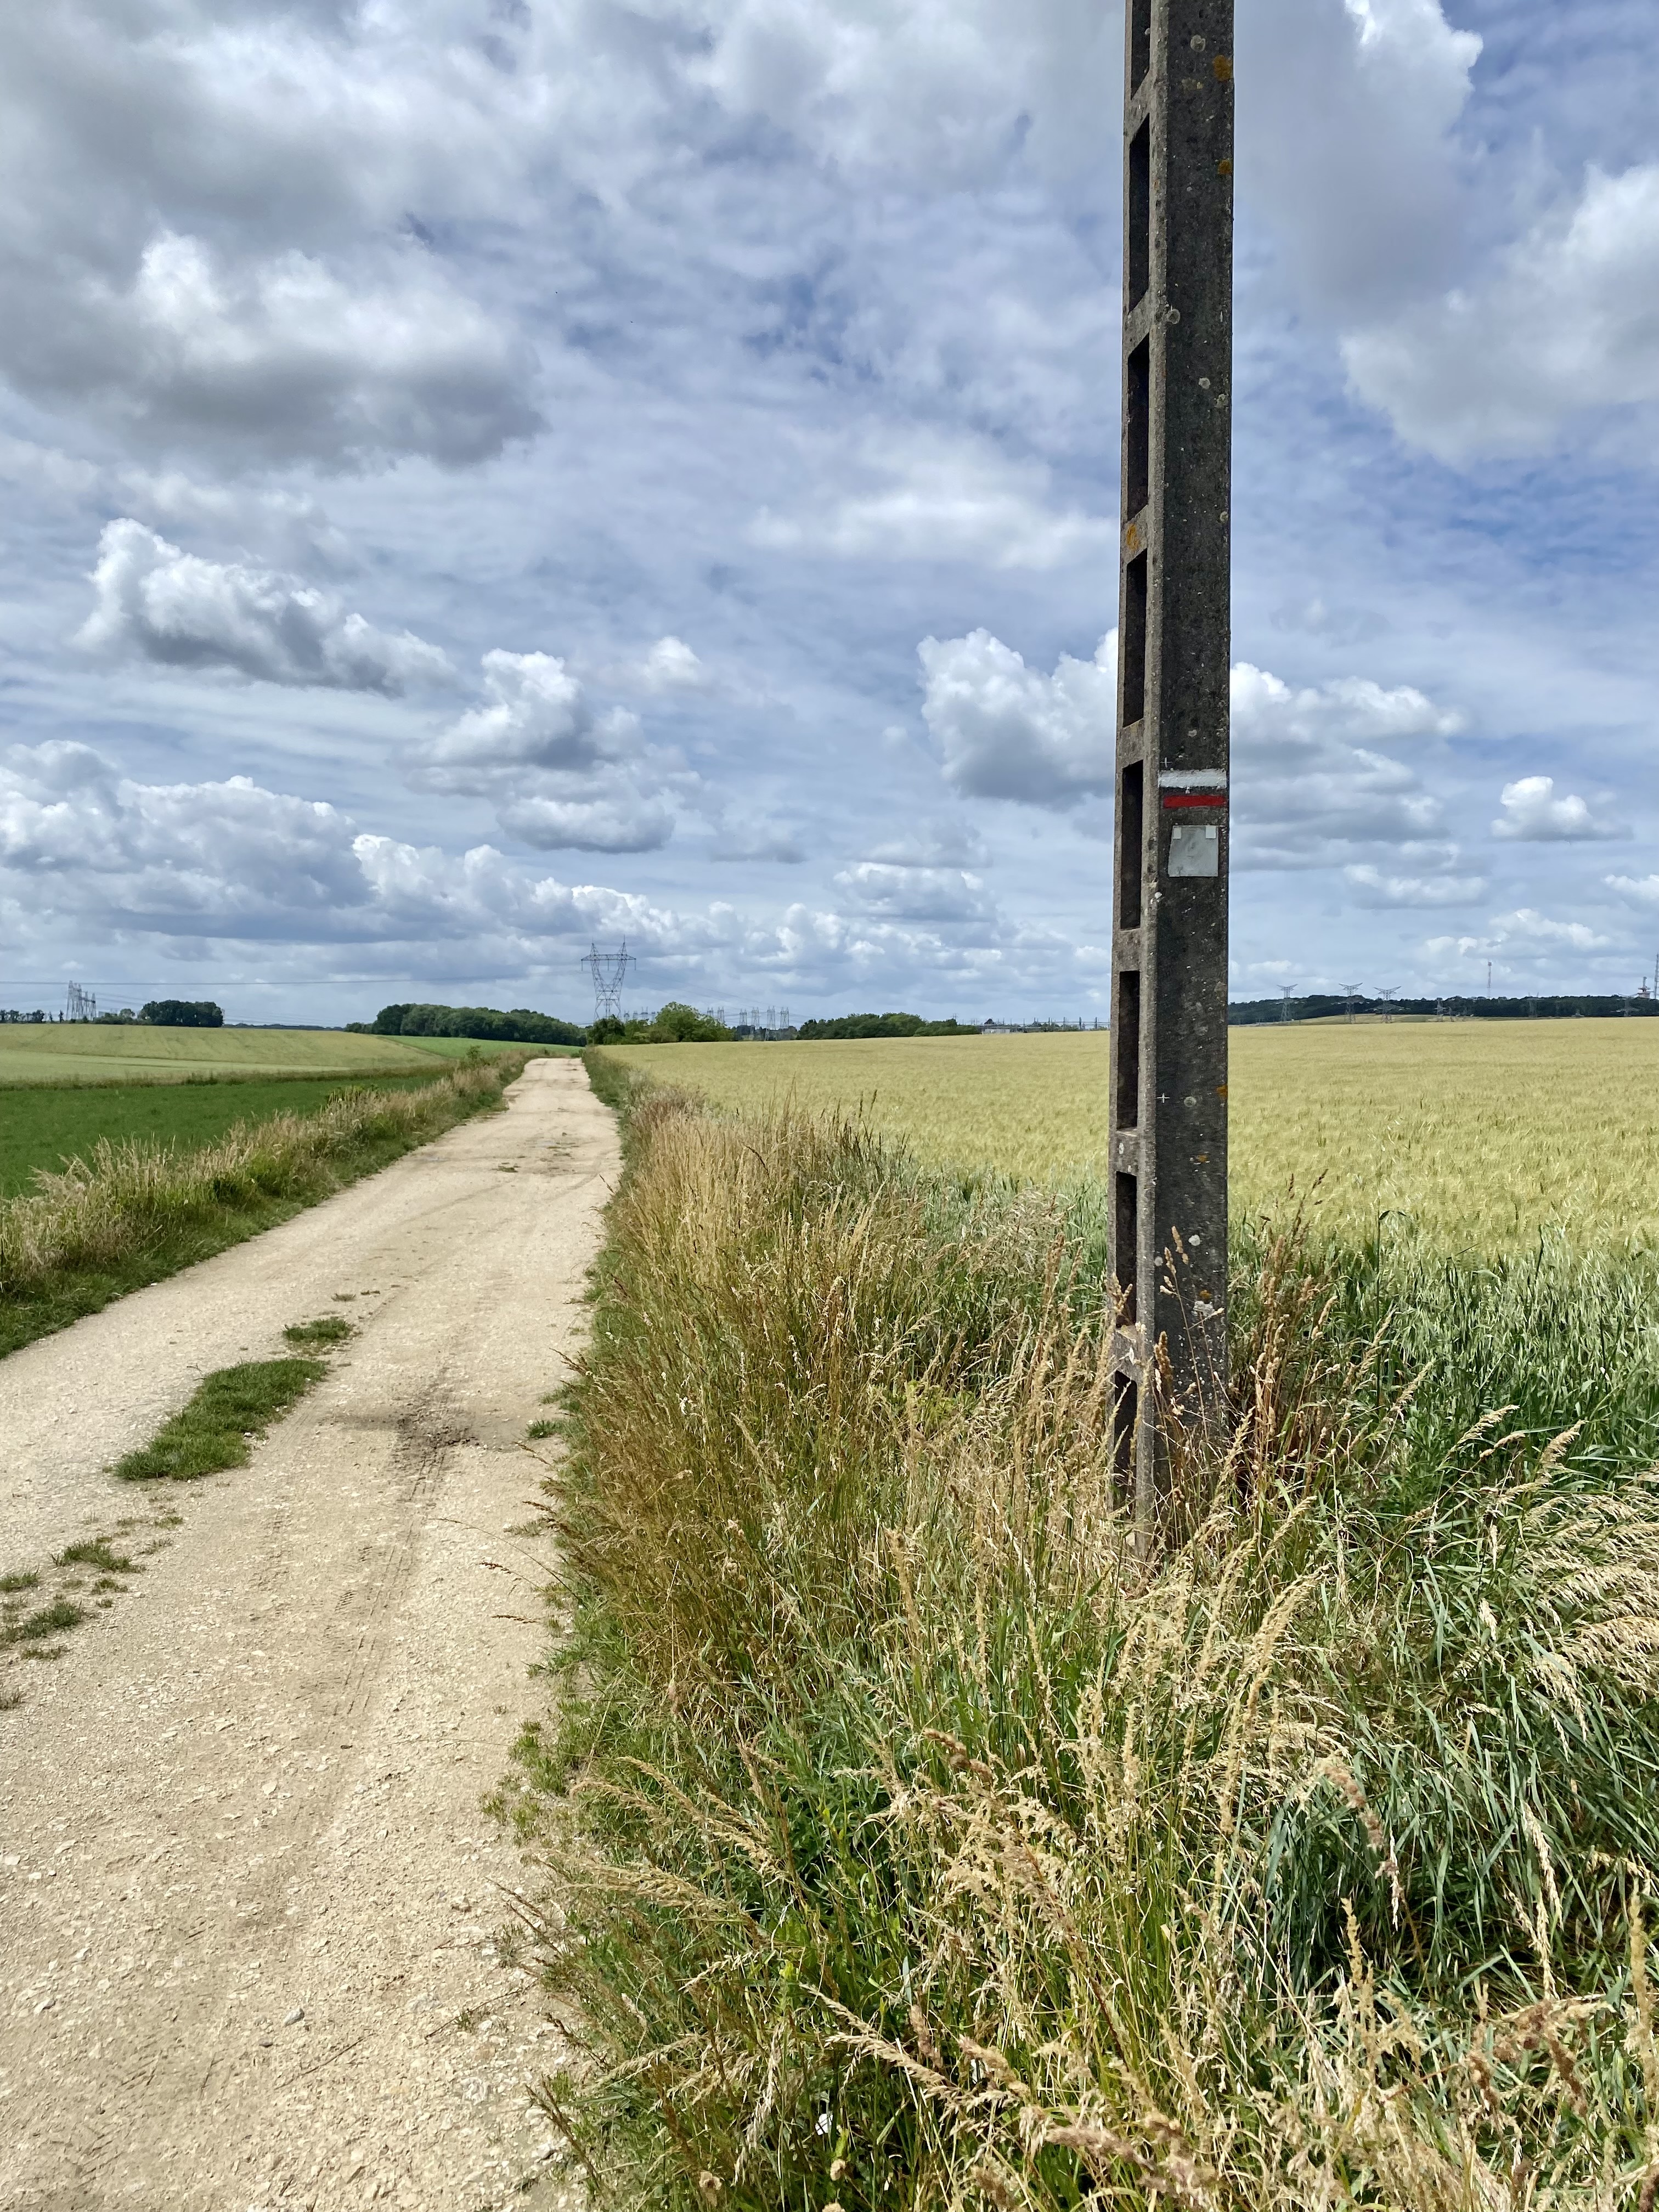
[0,1073,459,1198]
[601,1017,1659,1252]
[0,1024,539,1088]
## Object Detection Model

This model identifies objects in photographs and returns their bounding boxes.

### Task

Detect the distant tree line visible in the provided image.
[353,1002,589,1045]
[342,1001,991,1047]
[140,1000,224,1027]
[795,1012,974,1039]
[352,1000,732,1046]
[1229,992,1659,1025]
[0,1000,223,1025]
[588,1003,733,1043]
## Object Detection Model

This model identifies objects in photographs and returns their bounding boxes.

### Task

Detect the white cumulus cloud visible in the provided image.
[0,740,373,932]
[0,0,547,472]
[0,740,1026,1005]
[920,629,1114,806]
[1232,663,1465,752]
[753,431,1112,572]
[1423,910,1613,980]
[917,631,1469,880]
[26,232,539,472]
[834,861,1000,927]
[685,0,1120,185]
[76,521,453,693]
[1240,0,1481,319]
[410,650,679,854]
[1605,874,1659,910]
[1344,863,1486,907]
[494,792,674,854]
[708,819,806,864]
[633,636,714,694]
[864,818,990,867]
[1230,661,1465,869]
[1492,776,1622,843]
[415,652,625,783]
[1344,166,1659,461]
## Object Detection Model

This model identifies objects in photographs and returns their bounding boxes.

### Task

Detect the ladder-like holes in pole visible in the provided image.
[1115,1170,1139,1327]
[1125,338,1150,521]
[1127,121,1151,312]
[1121,550,1148,727]
[1128,0,1152,94]
[1115,968,1141,1127]
[1113,1375,1139,1484]
[1117,758,1144,930]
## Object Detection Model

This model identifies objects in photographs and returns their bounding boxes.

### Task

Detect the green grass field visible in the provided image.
[0,1024,541,1087]
[602,1018,1659,1252]
[0,1074,455,1197]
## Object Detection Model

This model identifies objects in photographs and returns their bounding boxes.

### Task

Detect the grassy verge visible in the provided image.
[505,1079,1659,2207]
[0,1052,533,1359]
[580,1044,646,1123]
[0,1070,455,1198]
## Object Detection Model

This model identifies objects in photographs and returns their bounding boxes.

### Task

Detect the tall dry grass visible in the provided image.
[0,1056,521,1302]
[511,1084,1659,2209]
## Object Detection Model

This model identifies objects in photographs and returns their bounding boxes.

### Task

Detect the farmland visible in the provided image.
[0,1023,534,1088]
[0,1074,455,1198]
[602,1017,1659,1251]
[0,1025,566,1198]
[0,1049,539,1357]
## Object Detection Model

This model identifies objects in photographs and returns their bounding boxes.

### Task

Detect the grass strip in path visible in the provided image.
[114,1357,327,1481]
[2,1598,85,1648]
[283,1314,354,1347]
[3,1321,348,1708]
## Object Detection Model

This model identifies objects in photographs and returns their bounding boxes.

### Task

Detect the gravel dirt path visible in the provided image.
[0,1055,616,2210]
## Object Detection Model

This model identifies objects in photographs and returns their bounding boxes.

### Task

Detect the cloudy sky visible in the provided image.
[1,0,1655,1026]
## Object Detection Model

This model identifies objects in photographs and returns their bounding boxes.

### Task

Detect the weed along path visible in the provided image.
[0,1055,616,2211]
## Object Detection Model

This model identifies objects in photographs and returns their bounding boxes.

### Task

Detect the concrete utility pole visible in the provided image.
[1107,0,1234,1530]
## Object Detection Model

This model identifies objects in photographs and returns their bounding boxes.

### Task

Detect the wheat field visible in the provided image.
[602,1017,1659,1251]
